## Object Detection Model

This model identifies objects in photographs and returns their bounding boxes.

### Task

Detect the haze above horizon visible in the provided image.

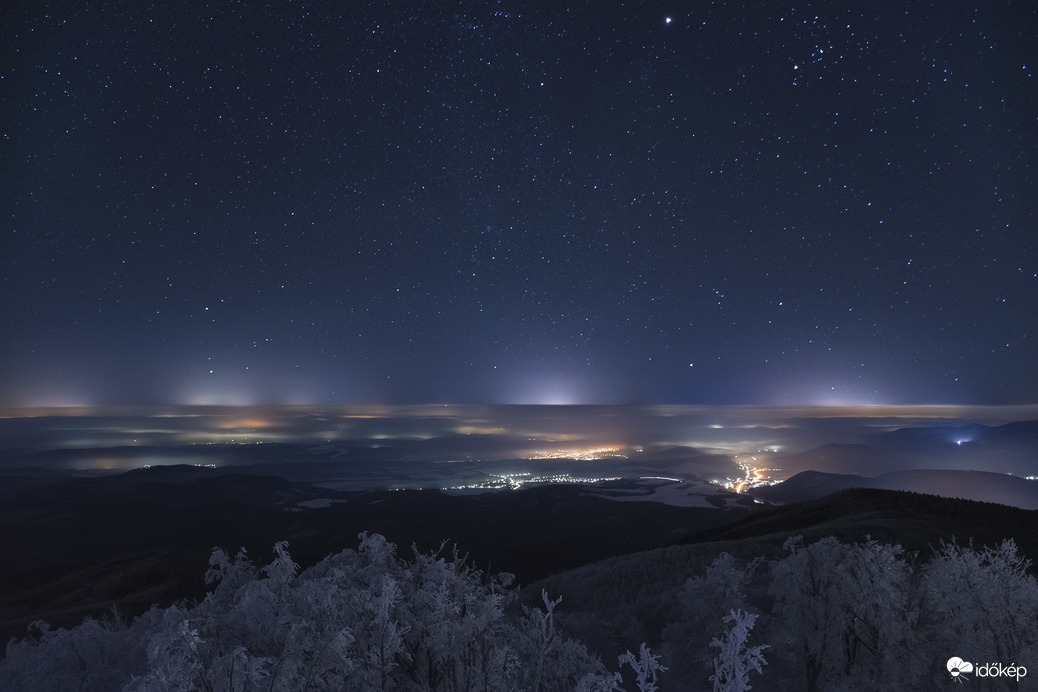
[3,402,1036,459]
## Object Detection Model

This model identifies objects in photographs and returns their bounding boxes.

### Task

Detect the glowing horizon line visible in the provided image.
[3,402,1038,420]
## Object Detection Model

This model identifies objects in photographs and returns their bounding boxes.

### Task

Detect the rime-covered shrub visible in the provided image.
[0,609,156,692]
[1,534,616,691]
[9,531,1033,691]
[709,609,766,692]
[768,536,917,692]
[917,538,1038,690]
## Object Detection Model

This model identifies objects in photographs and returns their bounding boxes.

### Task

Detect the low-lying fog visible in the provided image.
[2,405,1036,494]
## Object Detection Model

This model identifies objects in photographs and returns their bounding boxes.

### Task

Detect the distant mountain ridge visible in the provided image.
[755,468,1038,509]
[864,420,1038,476]
[766,421,1038,497]
[773,442,907,476]
[870,420,1038,449]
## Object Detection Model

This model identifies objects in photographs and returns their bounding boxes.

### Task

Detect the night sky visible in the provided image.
[2,1,1036,407]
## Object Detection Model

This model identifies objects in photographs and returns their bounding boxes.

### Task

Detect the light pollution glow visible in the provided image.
[3,404,1036,460]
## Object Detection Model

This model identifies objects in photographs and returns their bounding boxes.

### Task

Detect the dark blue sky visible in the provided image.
[2,1,1035,407]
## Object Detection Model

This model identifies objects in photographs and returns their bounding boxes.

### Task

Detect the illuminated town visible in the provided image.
[528,447,627,461]
[718,455,782,493]
[441,472,623,493]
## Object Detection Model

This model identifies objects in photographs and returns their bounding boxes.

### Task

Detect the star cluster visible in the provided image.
[2,1,1035,406]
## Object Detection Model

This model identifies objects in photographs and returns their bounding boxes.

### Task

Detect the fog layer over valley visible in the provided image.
[4,404,1037,473]
[3,405,1037,509]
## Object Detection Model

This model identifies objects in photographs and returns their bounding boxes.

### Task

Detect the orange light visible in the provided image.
[216,418,273,430]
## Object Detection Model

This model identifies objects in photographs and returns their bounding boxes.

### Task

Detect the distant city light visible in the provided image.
[718,456,782,493]
[530,446,626,461]
[436,472,623,493]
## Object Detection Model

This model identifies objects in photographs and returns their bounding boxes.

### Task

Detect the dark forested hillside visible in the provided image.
[533,491,1038,691]
[690,486,1038,559]
[0,466,740,643]
[3,466,1038,691]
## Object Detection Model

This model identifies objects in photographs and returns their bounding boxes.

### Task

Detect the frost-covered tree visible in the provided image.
[1,533,631,691]
[0,609,155,692]
[124,540,348,691]
[575,671,625,692]
[350,573,406,689]
[391,538,519,691]
[17,530,1031,691]
[710,609,767,692]
[618,642,667,692]
[661,552,759,686]
[510,589,617,691]
[524,590,564,691]
[769,536,916,692]
[918,538,1038,688]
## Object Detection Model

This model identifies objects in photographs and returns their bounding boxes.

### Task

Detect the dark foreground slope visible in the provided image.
[3,464,1038,654]
[0,466,739,643]
[537,486,1038,614]
[532,488,1038,682]
[685,485,1038,559]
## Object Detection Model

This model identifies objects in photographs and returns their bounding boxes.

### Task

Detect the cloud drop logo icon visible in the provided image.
[947,657,973,681]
